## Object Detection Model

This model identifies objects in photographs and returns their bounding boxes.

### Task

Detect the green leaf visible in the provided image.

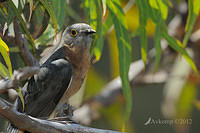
[162,27,198,75]
[0,7,7,24]
[154,20,162,70]
[193,0,200,14]
[149,0,159,9]
[17,88,25,112]
[147,0,168,70]
[39,0,58,37]
[35,24,54,46]
[0,4,8,15]
[85,0,103,61]
[139,26,148,64]
[0,62,10,78]
[135,0,148,64]
[91,0,103,61]
[7,0,36,51]
[87,0,97,29]
[7,1,15,25]
[102,0,106,16]
[106,0,132,122]
[103,13,113,35]
[31,3,47,33]
[0,3,8,23]
[50,0,66,30]
[27,0,34,21]
[183,0,200,47]
[176,82,197,118]
[0,37,12,77]
[149,0,168,20]
[18,0,25,13]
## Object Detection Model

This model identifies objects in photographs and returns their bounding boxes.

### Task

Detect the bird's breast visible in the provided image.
[65,58,90,98]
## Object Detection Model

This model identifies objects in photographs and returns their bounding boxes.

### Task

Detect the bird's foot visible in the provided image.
[56,103,75,119]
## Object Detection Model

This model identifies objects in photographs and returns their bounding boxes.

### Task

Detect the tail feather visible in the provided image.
[6,123,19,133]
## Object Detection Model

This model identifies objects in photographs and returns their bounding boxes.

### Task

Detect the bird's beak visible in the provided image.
[88,29,96,34]
[81,29,96,34]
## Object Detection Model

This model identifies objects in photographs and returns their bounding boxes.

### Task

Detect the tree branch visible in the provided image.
[0,67,122,133]
[0,67,39,94]
[0,97,123,133]
[13,18,39,66]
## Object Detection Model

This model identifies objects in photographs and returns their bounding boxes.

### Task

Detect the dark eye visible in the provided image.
[71,29,78,37]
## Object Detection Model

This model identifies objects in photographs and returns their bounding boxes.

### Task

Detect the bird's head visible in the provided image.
[62,23,96,53]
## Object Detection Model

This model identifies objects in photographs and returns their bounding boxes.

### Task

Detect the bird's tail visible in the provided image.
[6,123,19,133]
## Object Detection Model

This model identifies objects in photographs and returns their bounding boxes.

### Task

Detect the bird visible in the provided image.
[7,23,96,133]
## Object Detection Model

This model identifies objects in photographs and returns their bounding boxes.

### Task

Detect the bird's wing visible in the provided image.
[16,48,72,118]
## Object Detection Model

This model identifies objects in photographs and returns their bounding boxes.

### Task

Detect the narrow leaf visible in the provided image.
[88,0,97,29]
[0,62,10,78]
[39,0,58,38]
[0,3,8,15]
[154,20,162,70]
[0,37,12,77]
[149,0,168,20]
[135,0,148,64]
[51,0,66,30]
[7,0,36,51]
[103,13,113,35]
[34,24,54,46]
[162,28,198,75]
[102,0,106,16]
[183,0,200,47]
[176,82,197,118]
[85,0,103,61]
[17,88,25,111]
[107,0,132,122]
[27,0,34,22]
[91,0,103,61]
[193,0,200,15]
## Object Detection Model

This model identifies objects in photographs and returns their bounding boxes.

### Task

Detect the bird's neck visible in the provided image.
[64,46,91,70]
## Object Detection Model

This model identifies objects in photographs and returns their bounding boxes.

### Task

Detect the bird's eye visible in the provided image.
[71,29,78,37]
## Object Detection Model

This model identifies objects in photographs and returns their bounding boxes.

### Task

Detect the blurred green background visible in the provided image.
[0,0,200,133]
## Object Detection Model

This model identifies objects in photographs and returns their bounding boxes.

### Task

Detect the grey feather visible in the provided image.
[7,47,72,132]
[6,23,95,133]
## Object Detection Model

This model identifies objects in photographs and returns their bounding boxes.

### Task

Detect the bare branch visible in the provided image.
[13,18,39,66]
[0,97,123,133]
[0,67,39,94]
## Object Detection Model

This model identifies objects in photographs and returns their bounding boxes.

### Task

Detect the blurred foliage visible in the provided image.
[0,0,200,132]
[176,81,197,118]
[183,0,200,47]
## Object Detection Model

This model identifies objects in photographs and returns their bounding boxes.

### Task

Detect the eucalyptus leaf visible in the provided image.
[107,0,132,122]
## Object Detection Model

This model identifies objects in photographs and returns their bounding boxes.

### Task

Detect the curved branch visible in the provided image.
[0,97,123,133]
